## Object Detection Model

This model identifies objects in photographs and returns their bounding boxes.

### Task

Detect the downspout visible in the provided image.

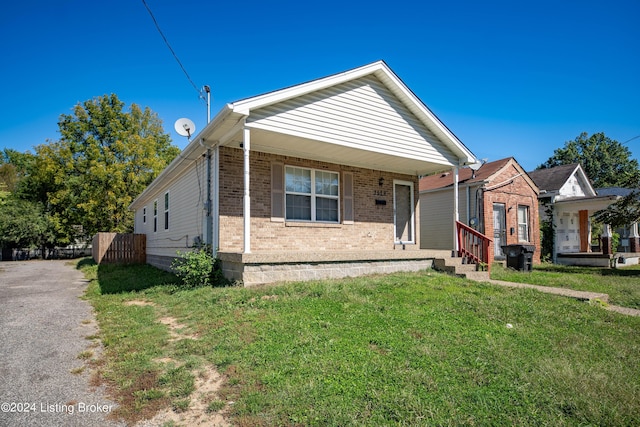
[206,148,212,247]
[466,184,471,226]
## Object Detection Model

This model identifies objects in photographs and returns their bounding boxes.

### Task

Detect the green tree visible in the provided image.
[595,179,640,227]
[0,196,52,249]
[538,132,640,228]
[22,94,179,240]
[0,149,35,192]
[537,132,640,188]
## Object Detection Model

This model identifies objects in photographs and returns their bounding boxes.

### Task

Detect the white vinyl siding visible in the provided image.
[247,76,458,165]
[133,155,212,259]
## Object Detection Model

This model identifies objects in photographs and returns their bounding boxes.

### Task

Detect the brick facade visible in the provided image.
[480,164,541,265]
[218,147,420,252]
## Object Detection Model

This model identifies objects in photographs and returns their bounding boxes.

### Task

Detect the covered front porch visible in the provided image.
[552,195,639,267]
[556,251,640,268]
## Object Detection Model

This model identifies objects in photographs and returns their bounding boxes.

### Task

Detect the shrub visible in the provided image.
[172,246,228,288]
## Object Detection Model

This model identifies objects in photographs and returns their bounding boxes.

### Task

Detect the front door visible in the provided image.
[394,181,414,244]
[579,210,590,252]
[493,203,506,258]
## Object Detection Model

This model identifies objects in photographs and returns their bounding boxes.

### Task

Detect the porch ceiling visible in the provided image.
[221,127,453,176]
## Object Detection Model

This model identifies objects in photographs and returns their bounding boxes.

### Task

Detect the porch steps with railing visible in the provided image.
[433,256,491,281]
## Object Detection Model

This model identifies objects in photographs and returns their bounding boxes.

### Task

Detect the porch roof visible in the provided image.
[554,194,619,212]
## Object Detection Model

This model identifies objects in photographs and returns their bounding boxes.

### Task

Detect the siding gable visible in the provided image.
[247,75,458,165]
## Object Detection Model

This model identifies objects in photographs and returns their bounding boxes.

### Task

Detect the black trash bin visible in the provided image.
[501,244,535,272]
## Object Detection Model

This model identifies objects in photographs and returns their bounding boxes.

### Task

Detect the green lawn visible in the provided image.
[491,263,640,309]
[80,260,640,426]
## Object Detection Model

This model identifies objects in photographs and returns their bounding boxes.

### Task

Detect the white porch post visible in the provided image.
[602,223,612,255]
[212,145,220,256]
[243,127,251,254]
[452,166,459,257]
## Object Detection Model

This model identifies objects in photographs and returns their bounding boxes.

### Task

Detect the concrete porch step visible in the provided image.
[433,257,489,281]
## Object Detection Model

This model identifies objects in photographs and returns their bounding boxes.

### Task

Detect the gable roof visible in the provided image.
[419,157,538,193]
[527,164,580,192]
[527,163,596,197]
[132,61,478,209]
[227,60,476,165]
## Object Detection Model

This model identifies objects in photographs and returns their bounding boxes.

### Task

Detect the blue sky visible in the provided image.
[1,0,638,172]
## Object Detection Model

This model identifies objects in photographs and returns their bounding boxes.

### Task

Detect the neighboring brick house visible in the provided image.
[419,157,541,266]
[130,61,479,285]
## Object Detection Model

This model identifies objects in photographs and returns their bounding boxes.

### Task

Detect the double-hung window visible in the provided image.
[285,166,339,222]
[164,192,170,230]
[153,200,158,233]
[517,205,530,242]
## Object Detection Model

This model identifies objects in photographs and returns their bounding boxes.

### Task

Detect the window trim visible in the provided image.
[517,205,530,242]
[164,191,170,231]
[284,166,340,223]
[393,180,415,244]
[153,200,158,233]
[143,207,147,224]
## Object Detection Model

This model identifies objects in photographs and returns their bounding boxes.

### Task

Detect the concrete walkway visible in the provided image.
[483,278,640,317]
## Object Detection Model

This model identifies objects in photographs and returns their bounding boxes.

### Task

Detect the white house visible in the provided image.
[528,163,638,266]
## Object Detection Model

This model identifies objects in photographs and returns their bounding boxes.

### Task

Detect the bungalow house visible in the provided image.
[527,163,639,266]
[129,61,480,285]
[419,157,541,267]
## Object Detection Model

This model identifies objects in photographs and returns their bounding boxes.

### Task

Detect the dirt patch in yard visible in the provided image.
[158,316,200,341]
[137,365,229,427]
[123,300,156,307]
[119,300,230,426]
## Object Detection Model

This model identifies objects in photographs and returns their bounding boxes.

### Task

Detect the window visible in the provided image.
[517,205,530,242]
[153,200,158,233]
[285,166,339,222]
[143,207,147,224]
[164,192,169,230]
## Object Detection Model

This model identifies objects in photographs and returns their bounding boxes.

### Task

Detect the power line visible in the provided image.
[141,0,201,98]
[622,135,640,145]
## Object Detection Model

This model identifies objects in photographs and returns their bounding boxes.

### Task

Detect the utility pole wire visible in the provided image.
[141,0,202,99]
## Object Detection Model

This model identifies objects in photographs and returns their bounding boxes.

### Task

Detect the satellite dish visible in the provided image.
[174,118,196,139]
[469,161,484,171]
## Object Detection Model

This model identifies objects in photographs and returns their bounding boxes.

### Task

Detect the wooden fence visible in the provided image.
[92,233,146,265]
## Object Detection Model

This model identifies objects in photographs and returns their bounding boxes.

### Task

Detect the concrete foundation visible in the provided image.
[218,250,448,286]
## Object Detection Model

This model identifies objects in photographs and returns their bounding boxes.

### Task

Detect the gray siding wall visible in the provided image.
[420,190,455,250]
[419,187,472,250]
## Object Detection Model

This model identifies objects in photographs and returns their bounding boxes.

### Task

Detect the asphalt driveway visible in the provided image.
[0,260,123,427]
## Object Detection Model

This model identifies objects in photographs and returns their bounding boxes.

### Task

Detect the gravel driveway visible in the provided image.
[0,260,123,427]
